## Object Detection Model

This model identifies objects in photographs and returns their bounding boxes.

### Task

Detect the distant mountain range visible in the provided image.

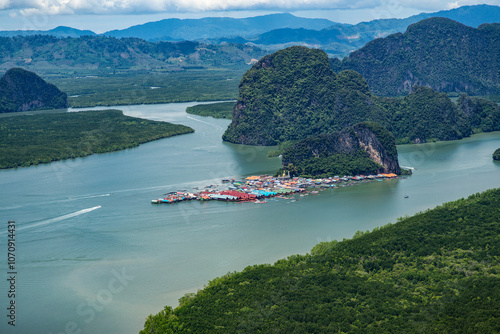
[214,4,500,56]
[0,5,497,58]
[331,17,500,96]
[0,26,96,38]
[103,13,337,41]
[0,36,267,73]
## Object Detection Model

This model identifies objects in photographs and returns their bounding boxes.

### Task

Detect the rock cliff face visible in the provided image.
[222,46,389,146]
[0,68,67,113]
[222,45,499,147]
[281,122,400,177]
[332,18,500,96]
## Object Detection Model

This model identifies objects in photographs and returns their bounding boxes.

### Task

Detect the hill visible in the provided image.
[0,68,67,113]
[0,35,266,74]
[0,26,96,38]
[222,46,389,145]
[222,46,499,146]
[141,187,500,333]
[280,122,401,178]
[331,17,500,96]
[103,13,335,41]
[209,5,500,57]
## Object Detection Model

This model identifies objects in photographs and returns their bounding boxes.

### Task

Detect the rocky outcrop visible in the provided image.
[281,122,400,177]
[332,18,500,96]
[222,46,389,146]
[0,68,67,113]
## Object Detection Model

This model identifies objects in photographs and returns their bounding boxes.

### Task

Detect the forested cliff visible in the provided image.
[280,122,400,177]
[222,46,389,145]
[223,46,500,146]
[331,18,500,96]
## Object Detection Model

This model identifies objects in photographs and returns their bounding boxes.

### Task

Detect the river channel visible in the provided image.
[0,102,499,333]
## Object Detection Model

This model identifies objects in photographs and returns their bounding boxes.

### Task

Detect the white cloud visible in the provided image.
[2,0,498,16]
[3,0,386,15]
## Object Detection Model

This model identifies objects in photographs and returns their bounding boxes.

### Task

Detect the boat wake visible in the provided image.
[68,193,110,200]
[13,206,102,233]
[186,115,224,130]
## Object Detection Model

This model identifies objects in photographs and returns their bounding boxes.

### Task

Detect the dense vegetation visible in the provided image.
[222,46,389,145]
[0,35,266,75]
[52,70,244,108]
[185,102,235,119]
[494,148,500,161]
[0,68,67,113]
[0,110,193,168]
[280,122,400,178]
[141,187,500,333]
[376,86,472,144]
[331,18,500,96]
[223,46,500,146]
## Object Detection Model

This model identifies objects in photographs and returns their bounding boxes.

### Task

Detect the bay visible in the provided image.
[0,102,499,334]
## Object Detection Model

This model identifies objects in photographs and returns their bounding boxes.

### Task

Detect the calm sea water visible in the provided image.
[1,102,499,334]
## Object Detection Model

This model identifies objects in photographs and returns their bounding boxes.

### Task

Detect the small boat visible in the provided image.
[404,194,409,198]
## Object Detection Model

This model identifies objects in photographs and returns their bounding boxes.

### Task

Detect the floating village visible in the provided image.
[151,173,400,204]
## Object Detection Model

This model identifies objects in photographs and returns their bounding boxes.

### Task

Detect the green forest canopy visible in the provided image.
[0,110,194,169]
[141,187,500,333]
[222,46,500,146]
[185,102,234,119]
[494,148,500,161]
[331,18,500,96]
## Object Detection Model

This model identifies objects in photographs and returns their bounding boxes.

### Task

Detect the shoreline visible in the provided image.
[151,173,402,204]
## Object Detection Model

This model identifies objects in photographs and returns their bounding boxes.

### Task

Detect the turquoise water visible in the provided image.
[1,102,499,334]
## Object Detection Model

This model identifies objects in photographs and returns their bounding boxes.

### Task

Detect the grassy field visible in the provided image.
[51,69,245,108]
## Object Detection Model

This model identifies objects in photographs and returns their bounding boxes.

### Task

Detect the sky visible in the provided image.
[0,0,498,33]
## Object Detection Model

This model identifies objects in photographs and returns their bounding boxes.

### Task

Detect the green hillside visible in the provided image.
[222,46,500,146]
[222,46,389,145]
[0,67,67,113]
[0,35,266,74]
[280,122,401,178]
[141,188,500,333]
[332,18,500,96]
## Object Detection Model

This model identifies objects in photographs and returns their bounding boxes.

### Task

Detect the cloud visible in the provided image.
[2,0,382,15]
[2,0,498,16]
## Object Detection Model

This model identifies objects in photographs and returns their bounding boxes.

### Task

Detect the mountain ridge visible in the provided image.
[0,26,96,38]
[1,5,496,56]
[0,35,266,74]
[103,13,336,41]
[206,5,500,56]
[331,17,500,96]
[222,46,500,146]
